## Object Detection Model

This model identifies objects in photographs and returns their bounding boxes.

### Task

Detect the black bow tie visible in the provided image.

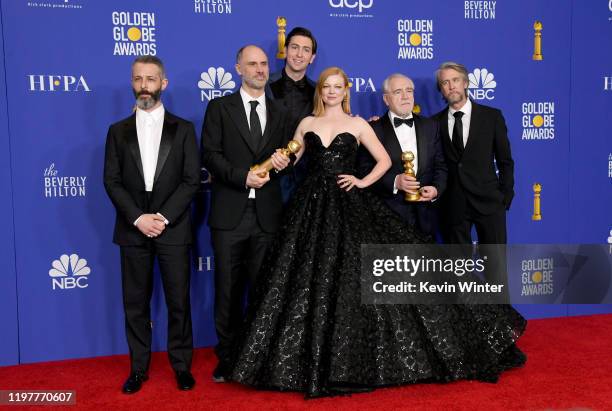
[394,117,414,128]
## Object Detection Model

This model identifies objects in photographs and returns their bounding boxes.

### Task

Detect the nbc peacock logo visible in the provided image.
[467,68,496,100]
[198,67,236,102]
[49,254,91,290]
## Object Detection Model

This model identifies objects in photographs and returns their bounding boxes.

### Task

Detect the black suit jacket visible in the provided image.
[433,101,514,224]
[200,91,290,232]
[359,112,447,235]
[104,110,201,246]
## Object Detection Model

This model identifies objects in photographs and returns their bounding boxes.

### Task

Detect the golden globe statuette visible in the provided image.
[533,21,543,61]
[401,151,420,202]
[276,16,287,59]
[532,183,542,221]
[251,140,302,177]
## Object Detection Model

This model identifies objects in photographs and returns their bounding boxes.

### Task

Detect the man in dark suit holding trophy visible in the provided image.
[361,73,447,237]
[200,45,292,382]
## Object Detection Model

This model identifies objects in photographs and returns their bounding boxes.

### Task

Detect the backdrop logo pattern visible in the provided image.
[194,0,232,14]
[467,68,496,100]
[397,19,434,60]
[348,76,376,92]
[198,67,236,102]
[521,102,555,140]
[43,163,87,198]
[28,74,90,92]
[49,254,91,290]
[197,256,213,272]
[328,0,374,19]
[27,1,83,10]
[608,153,612,178]
[521,258,554,296]
[605,76,612,90]
[112,11,157,56]
[464,1,496,19]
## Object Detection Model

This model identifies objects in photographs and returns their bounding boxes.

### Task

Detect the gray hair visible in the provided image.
[382,73,414,94]
[435,61,469,91]
[132,55,166,79]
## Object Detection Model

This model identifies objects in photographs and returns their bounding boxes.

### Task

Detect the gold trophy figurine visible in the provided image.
[401,151,420,202]
[276,16,287,59]
[251,140,302,177]
[532,21,543,61]
[532,183,542,221]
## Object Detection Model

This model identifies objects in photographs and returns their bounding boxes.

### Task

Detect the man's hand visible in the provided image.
[418,186,438,202]
[246,168,270,189]
[395,174,420,194]
[136,214,166,238]
[270,149,290,172]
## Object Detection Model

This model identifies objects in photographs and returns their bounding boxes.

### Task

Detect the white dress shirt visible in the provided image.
[136,104,164,192]
[447,98,472,147]
[240,87,267,199]
[389,111,417,194]
[133,104,169,227]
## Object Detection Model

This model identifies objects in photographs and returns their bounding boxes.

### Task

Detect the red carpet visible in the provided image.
[1,314,611,411]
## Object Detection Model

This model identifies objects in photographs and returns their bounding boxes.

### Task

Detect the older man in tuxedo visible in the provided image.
[361,73,447,237]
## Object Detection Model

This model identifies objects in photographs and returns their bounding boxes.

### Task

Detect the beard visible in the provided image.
[242,75,267,91]
[444,90,466,105]
[133,88,162,110]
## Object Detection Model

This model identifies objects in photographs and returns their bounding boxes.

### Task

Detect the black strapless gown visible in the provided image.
[229,132,526,398]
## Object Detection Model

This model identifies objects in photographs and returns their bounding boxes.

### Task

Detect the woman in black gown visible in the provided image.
[229,67,526,398]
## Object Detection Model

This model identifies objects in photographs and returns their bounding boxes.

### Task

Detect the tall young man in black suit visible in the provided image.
[433,62,514,292]
[104,56,200,394]
[201,45,291,382]
[266,26,317,202]
[362,73,447,236]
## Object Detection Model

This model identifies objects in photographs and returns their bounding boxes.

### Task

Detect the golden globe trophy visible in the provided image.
[532,183,542,221]
[401,151,420,202]
[276,16,287,59]
[532,21,543,61]
[251,140,302,177]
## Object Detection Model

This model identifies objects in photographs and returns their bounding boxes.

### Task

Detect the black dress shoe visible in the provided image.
[212,364,226,383]
[122,373,148,394]
[176,371,195,390]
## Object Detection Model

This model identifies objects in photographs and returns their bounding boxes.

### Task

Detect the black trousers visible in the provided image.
[119,242,193,374]
[445,200,509,300]
[211,201,275,368]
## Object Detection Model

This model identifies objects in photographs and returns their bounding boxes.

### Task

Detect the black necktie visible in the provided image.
[452,111,464,153]
[393,117,414,128]
[249,101,262,145]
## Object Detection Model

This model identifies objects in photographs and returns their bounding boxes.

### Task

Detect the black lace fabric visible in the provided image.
[229,132,526,398]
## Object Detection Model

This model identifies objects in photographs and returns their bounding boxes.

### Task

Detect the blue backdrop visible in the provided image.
[0,0,610,365]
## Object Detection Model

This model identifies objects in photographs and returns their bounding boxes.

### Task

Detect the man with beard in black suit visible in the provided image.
[104,56,200,394]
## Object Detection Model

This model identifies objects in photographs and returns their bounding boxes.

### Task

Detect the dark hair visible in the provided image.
[132,55,166,78]
[286,27,317,54]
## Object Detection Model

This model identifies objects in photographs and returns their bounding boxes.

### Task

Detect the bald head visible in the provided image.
[235,45,269,95]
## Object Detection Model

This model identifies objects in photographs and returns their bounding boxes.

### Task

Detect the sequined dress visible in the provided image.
[230,132,526,398]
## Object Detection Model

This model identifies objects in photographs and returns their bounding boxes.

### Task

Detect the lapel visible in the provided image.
[440,106,463,160]
[153,111,178,185]
[381,113,404,166]
[258,97,279,155]
[226,92,257,154]
[414,114,428,178]
[124,114,145,182]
